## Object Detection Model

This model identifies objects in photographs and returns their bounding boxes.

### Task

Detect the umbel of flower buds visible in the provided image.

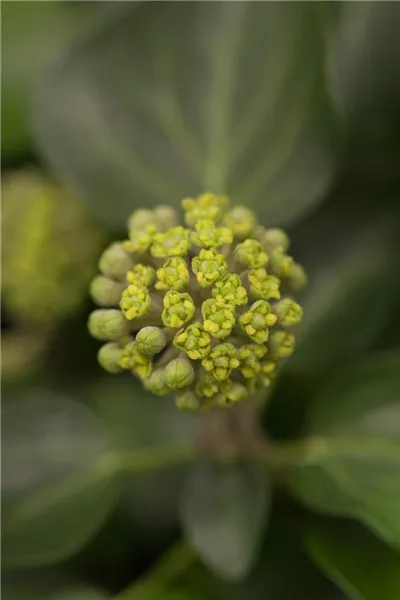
[88,193,306,410]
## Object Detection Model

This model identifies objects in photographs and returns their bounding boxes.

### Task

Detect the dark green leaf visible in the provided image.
[89,378,197,546]
[290,351,400,546]
[35,2,337,226]
[2,391,119,569]
[2,2,72,155]
[306,519,400,600]
[181,460,270,580]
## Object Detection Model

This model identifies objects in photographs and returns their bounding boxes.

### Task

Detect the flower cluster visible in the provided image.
[88,193,306,410]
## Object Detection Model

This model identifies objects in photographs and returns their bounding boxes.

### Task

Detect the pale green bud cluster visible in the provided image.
[88,193,306,410]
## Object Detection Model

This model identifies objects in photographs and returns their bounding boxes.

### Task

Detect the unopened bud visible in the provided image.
[99,242,133,280]
[144,368,170,396]
[269,330,295,358]
[88,309,129,341]
[165,357,194,390]
[97,343,123,373]
[90,276,124,307]
[274,298,303,327]
[175,391,200,411]
[262,228,290,254]
[136,326,166,355]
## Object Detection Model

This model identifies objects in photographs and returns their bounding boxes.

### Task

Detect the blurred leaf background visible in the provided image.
[2,2,400,599]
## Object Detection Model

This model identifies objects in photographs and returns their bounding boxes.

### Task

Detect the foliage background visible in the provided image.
[2,2,400,600]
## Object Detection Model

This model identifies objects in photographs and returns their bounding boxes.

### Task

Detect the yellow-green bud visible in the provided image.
[143,368,170,396]
[173,322,211,360]
[212,274,248,306]
[202,299,236,339]
[99,242,133,280]
[155,257,189,291]
[257,358,277,387]
[239,300,277,344]
[195,373,220,399]
[127,209,157,233]
[120,284,151,320]
[165,357,194,390]
[262,228,290,254]
[201,343,239,381]
[223,206,256,238]
[237,344,267,379]
[97,342,123,373]
[88,309,129,341]
[127,264,156,287]
[182,192,229,226]
[175,391,200,411]
[274,298,303,327]
[151,226,191,258]
[269,330,295,358]
[191,219,233,249]
[90,276,125,307]
[119,341,152,378]
[153,205,179,230]
[234,239,268,268]
[268,249,294,277]
[162,290,195,328]
[135,326,166,355]
[286,262,308,291]
[248,268,281,300]
[124,224,157,254]
[192,248,228,287]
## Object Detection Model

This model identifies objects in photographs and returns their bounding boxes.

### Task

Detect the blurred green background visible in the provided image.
[2,2,400,600]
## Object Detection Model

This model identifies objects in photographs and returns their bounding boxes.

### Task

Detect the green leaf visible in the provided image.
[2,391,119,569]
[34,2,337,226]
[1,2,104,157]
[306,519,400,600]
[290,351,400,546]
[89,378,197,546]
[180,460,270,580]
[287,218,399,376]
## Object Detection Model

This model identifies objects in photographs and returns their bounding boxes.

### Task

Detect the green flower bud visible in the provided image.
[155,257,189,291]
[248,268,281,300]
[202,299,236,339]
[237,344,267,379]
[191,219,233,249]
[195,373,220,399]
[90,275,125,306]
[182,192,229,226]
[143,368,170,396]
[175,391,200,411]
[151,226,191,258]
[234,239,268,268]
[286,262,308,291]
[88,309,129,341]
[212,274,248,307]
[192,248,228,287]
[127,264,156,287]
[173,322,211,360]
[119,341,152,378]
[135,326,166,355]
[97,342,123,373]
[224,381,248,404]
[274,298,303,327]
[99,242,133,280]
[165,357,194,390]
[257,358,277,387]
[262,228,290,254]
[124,224,157,254]
[127,209,157,233]
[268,249,294,277]
[239,300,277,344]
[269,330,295,358]
[120,284,151,320]
[162,290,195,328]
[153,205,179,230]
[223,205,256,238]
[201,343,239,381]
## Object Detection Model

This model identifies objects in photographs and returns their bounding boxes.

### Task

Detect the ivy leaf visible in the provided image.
[290,351,400,547]
[34,2,337,226]
[2,391,119,569]
[180,460,270,580]
[306,519,400,600]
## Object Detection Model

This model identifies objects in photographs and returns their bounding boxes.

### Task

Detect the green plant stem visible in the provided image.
[115,540,196,600]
